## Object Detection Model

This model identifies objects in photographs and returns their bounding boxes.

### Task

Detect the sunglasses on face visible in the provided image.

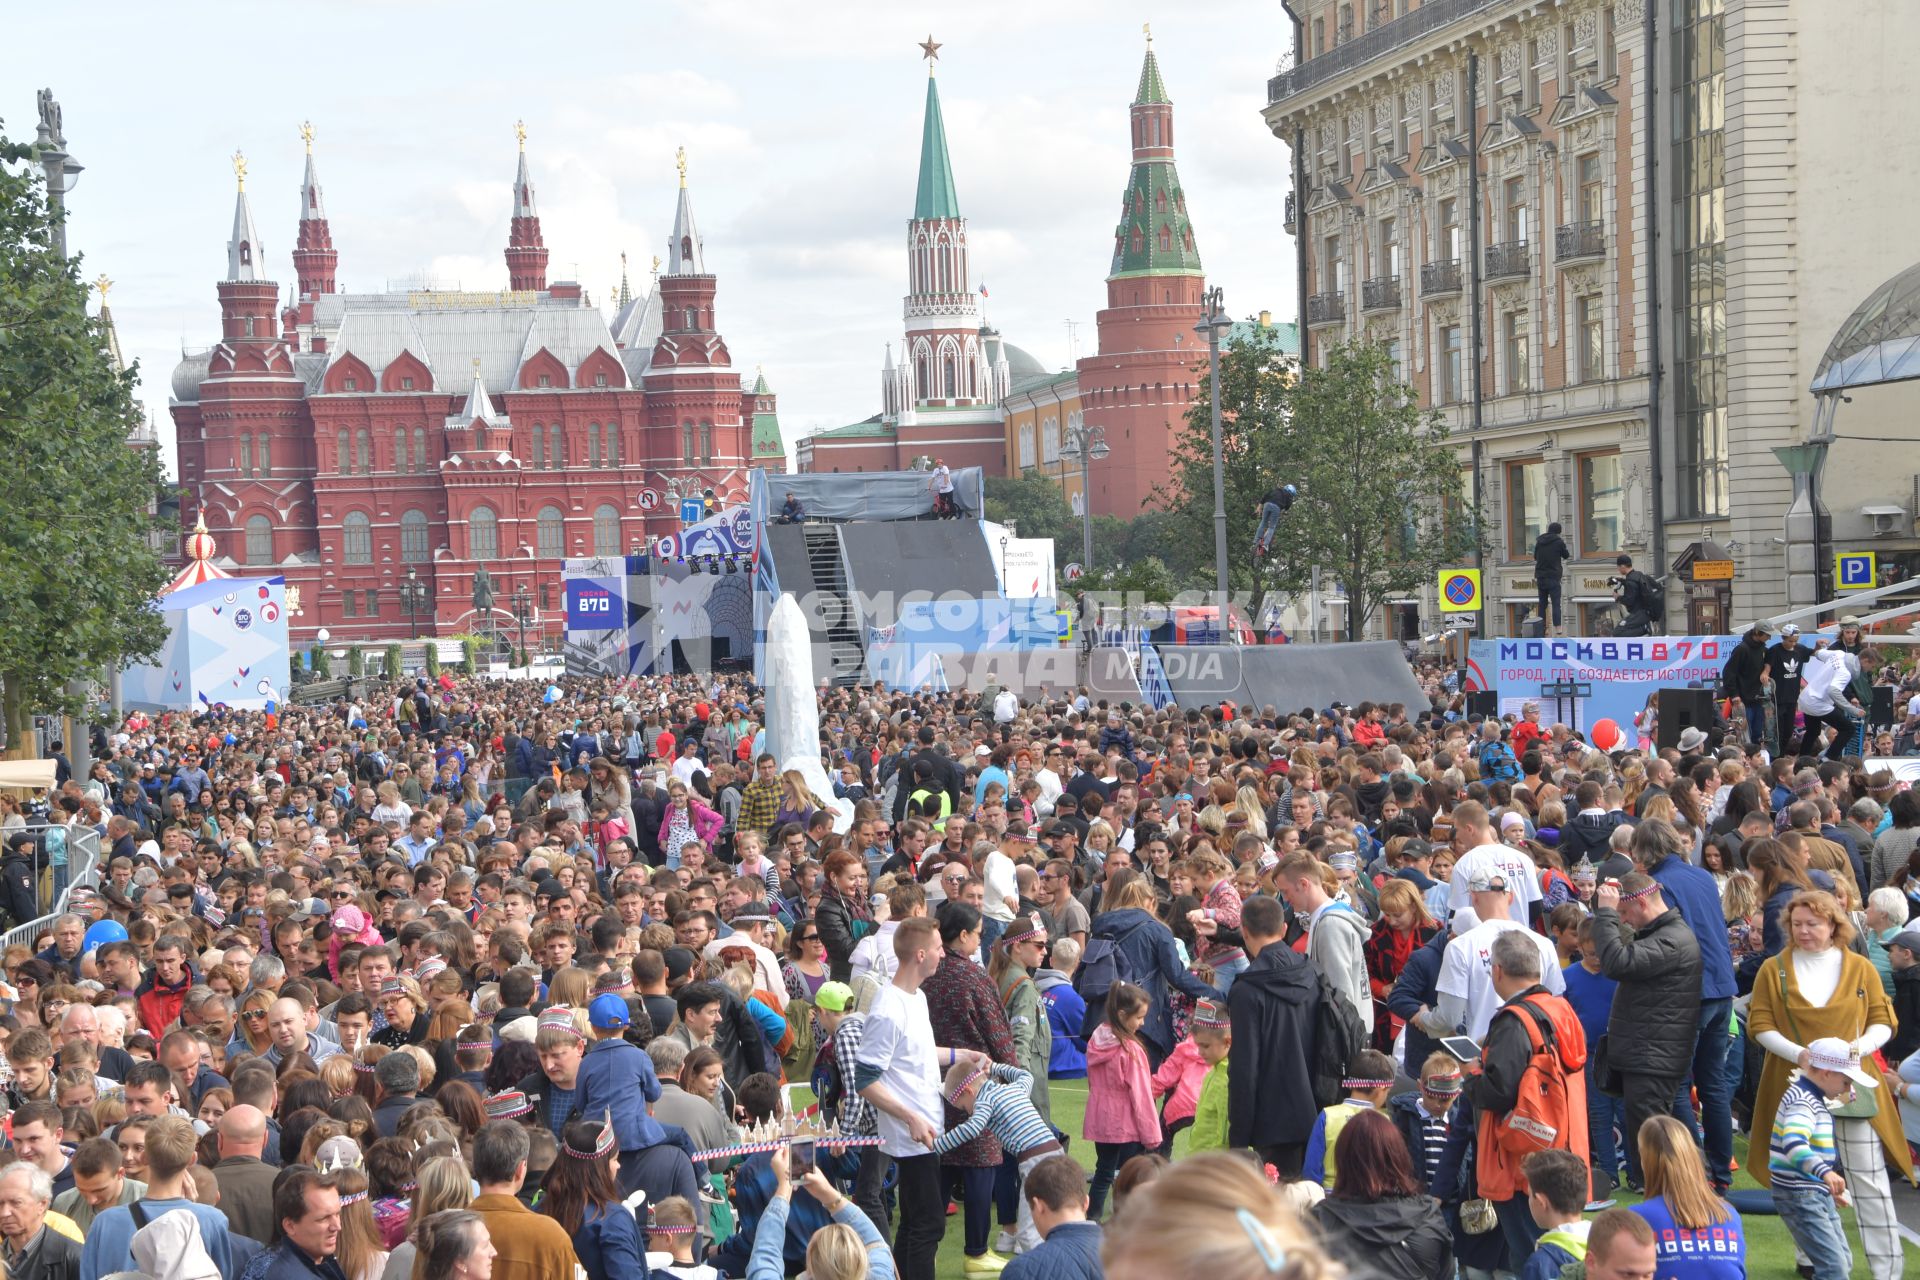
[241,1010,267,1022]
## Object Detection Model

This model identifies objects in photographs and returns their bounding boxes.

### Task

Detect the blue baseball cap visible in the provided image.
[588,992,631,1030]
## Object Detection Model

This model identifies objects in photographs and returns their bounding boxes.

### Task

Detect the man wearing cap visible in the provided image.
[1766,624,1813,749]
[1722,624,1774,747]
[1593,873,1702,1180]
[1432,871,1564,1040]
[1883,927,1920,1063]
[574,992,669,1194]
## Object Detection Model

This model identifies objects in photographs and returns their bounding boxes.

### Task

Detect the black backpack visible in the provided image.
[1074,935,1138,1038]
[1308,971,1368,1109]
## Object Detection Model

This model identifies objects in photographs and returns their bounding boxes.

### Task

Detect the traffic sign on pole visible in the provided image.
[1437,568,1482,613]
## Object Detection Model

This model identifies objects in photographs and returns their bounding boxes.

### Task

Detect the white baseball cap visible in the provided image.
[1806,1037,1878,1088]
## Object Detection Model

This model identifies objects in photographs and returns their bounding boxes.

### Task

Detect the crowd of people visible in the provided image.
[3,663,1920,1280]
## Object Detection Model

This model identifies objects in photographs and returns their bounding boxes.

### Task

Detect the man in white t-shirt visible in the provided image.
[1430,872,1565,1039]
[1447,800,1542,927]
[855,915,983,1280]
[978,828,1025,948]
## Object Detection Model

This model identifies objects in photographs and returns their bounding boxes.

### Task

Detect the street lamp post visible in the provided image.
[399,567,426,642]
[512,587,531,671]
[1058,423,1110,574]
[1197,287,1234,622]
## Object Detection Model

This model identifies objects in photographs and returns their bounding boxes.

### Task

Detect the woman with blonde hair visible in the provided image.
[1102,1151,1347,1280]
[1748,889,1910,1280]
[233,988,276,1056]
[1232,785,1269,841]
[381,1154,474,1280]
[1631,1115,1744,1278]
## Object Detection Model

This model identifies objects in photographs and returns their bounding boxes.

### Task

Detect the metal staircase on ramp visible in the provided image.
[803,526,865,685]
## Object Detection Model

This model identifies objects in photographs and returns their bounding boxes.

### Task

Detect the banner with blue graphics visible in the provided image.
[1466,635,1737,746]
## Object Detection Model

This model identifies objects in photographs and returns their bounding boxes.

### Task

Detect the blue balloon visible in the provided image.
[83,919,129,954]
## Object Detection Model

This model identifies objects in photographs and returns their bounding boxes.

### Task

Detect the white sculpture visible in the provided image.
[764,593,853,834]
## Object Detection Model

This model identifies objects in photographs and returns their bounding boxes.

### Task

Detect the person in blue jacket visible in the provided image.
[575,994,668,1192]
[748,1145,894,1280]
[544,1118,648,1280]
[1002,1155,1103,1280]
[1034,961,1086,1079]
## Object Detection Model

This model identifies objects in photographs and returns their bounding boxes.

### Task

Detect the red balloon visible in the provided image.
[1591,718,1622,751]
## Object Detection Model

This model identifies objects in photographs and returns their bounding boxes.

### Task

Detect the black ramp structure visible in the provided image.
[1158,641,1428,713]
[762,524,820,600]
[1086,647,1149,706]
[836,522,999,627]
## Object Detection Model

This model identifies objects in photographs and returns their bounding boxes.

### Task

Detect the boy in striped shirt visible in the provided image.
[938,1061,1062,1255]
[1769,1036,1867,1280]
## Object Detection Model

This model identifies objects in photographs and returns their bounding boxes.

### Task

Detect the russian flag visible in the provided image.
[979,283,989,298]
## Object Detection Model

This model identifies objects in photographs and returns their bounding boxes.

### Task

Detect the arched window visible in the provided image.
[681,236,693,262]
[699,420,714,464]
[942,354,957,398]
[531,423,545,470]
[413,428,427,470]
[355,429,370,473]
[393,427,408,474]
[342,512,372,564]
[238,435,252,476]
[587,423,601,468]
[1159,225,1172,252]
[469,505,497,560]
[537,505,564,559]
[593,503,621,556]
[607,425,620,467]
[1131,228,1144,254]
[400,509,429,563]
[1156,189,1167,211]
[336,431,350,474]
[682,422,696,465]
[257,435,271,477]
[549,424,565,468]
[245,515,273,566]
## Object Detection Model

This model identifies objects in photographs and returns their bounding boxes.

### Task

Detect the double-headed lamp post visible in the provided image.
[1196,286,1235,619]
[1058,422,1110,574]
[398,567,427,640]
[511,586,532,669]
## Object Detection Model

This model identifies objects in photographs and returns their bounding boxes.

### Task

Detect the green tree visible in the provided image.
[311,646,332,679]
[0,125,172,749]
[384,643,403,680]
[1265,339,1477,640]
[348,646,365,677]
[1157,322,1296,595]
[425,643,441,679]
[459,637,477,675]
[984,470,1081,567]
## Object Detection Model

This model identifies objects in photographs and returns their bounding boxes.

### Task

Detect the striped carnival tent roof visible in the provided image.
[163,514,232,595]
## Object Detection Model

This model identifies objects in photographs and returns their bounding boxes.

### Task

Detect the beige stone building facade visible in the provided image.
[1263,0,1920,640]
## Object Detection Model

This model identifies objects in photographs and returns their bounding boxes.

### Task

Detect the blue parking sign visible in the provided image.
[1835,552,1876,591]
[679,498,705,525]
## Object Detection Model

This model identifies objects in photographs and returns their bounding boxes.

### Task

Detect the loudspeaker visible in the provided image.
[1871,685,1894,732]
[1657,687,1717,751]
[1465,691,1499,718]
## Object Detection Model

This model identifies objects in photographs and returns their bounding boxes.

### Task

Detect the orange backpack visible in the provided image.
[1494,998,1575,1158]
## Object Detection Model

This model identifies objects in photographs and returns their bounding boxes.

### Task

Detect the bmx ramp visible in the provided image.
[838,522,998,626]
[1086,647,1149,706]
[762,524,819,600]
[1160,641,1426,714]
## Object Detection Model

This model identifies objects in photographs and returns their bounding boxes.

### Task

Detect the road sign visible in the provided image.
[1445,613,1479,631]
[679,498,706,525]
[636,488,660,511]
[1437,568,1482,613]
[1064,563,1084,581]
[1836,551,1876,591]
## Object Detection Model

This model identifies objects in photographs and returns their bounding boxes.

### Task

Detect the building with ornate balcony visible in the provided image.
[1265,0,1920,637]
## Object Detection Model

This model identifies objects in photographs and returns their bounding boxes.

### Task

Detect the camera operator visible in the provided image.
[1611,554,1660,637]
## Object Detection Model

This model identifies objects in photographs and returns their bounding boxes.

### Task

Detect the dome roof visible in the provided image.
[1812,259,1920,393]
[171,350,211,403]
[1001,342,1048,382]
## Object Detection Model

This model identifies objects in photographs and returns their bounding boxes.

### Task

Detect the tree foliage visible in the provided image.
[1161,332,1477,638]
[0,125,173,749]
[984,470,1081,567]
[1157,321,1296,596]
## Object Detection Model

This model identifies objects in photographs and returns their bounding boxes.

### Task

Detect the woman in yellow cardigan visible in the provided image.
[1748,889,1913,1280]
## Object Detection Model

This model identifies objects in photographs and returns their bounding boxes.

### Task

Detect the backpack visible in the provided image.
[1309,970,1368,1109]
[779,994,819,1080]
[1479,741,1522,784]
[1493,998,1575,1158]
[1074,935,1138,1037]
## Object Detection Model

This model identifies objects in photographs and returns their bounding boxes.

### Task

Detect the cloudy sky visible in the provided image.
[13,1,1298,474]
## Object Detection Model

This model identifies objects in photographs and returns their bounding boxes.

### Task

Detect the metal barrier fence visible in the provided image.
[0,823,102,951]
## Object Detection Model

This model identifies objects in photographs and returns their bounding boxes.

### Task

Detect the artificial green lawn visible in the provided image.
[921,1081,1920,1280]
